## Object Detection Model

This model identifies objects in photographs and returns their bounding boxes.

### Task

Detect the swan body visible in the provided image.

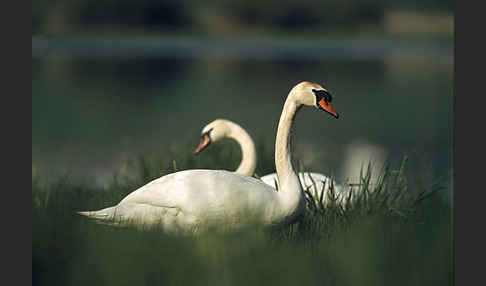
[80,170,295,231]
[195,118,349,206]
[78,81,340,232]
[260,172,347,204]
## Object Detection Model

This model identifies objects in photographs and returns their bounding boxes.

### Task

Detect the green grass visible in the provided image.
[32,142,452,286]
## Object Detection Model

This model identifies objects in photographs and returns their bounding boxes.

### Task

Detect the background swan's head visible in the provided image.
[194,119,231,154]
[290,81,339,119]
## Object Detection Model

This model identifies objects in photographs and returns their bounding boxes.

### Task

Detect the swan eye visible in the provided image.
[312,89,332,105]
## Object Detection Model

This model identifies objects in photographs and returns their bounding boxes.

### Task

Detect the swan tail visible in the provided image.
[77,206,119,222]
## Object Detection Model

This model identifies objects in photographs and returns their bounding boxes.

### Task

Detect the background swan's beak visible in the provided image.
[318,99,339,119]
[194,134,211,155]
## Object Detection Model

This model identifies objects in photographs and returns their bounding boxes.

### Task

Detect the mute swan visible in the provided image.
[78,81,339,232]
[194,118,349,206]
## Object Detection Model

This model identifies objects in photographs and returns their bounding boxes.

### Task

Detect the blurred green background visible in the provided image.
[32,2,453,286]
[32,0,453,193]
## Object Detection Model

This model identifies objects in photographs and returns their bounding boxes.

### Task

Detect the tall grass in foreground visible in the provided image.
[32,145,452,286]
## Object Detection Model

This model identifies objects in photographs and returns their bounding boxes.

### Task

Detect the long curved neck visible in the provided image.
[227,122,257,176]
[274,93,305,215]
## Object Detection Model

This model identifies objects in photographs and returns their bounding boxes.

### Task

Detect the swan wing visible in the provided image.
[119,169,280,220]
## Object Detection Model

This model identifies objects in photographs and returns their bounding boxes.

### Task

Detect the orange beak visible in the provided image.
[318,98,339,119]
[194,134,211,155]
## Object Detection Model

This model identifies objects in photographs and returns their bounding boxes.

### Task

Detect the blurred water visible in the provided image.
[32,37,453,190]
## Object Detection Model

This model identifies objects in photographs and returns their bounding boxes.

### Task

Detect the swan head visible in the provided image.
[194,119,230,154]
[291,81,339,119]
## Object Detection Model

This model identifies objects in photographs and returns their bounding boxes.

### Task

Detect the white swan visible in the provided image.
[78,81,339,232]
[194,118,348,205]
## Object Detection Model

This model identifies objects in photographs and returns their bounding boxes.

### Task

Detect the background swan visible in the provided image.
[194,118,349,206]
[78,81,339,232]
